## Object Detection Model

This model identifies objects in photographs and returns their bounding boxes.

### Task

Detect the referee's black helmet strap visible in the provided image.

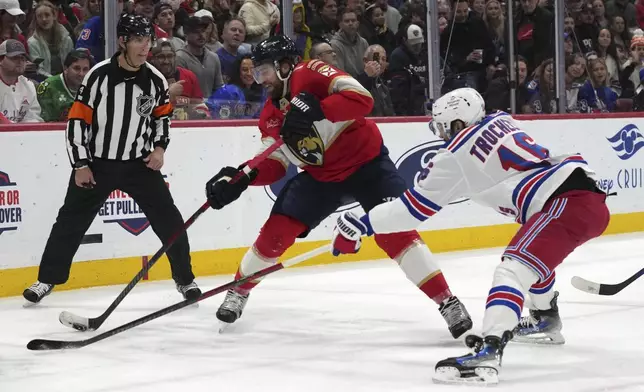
[117,13,156,44]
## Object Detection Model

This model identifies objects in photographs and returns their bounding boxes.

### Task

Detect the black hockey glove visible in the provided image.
[280,92,325,143]
[205,166,257,210]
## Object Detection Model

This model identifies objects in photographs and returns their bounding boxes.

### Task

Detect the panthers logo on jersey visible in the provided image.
[285,127,325,166]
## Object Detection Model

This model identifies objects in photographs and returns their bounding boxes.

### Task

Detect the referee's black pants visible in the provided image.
[37,158,195,286]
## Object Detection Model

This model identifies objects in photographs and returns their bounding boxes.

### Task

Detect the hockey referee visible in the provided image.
[23,14,201,304]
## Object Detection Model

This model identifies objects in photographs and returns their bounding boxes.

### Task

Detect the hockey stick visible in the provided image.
[28,244,331,351]
[58,140,285,332]
[571,267,644,296]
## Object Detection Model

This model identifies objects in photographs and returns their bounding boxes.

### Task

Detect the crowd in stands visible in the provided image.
[2,0,644,123]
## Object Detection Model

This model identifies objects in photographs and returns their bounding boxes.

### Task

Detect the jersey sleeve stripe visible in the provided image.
[408,187,442,211]
[68,101,93,124]
[512,155,587,222]
[400,194,429,222]
[152,102,173,118]
[401,188,441,220]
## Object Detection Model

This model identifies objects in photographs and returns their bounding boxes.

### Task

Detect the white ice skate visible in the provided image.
[513,291,565,345]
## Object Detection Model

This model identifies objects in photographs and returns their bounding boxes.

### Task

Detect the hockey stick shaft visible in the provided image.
[571,267,644,296]
[28,244,331,350]
[64,140,284,331]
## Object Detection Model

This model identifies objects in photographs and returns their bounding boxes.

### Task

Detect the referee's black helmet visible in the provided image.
[117,14,155,43]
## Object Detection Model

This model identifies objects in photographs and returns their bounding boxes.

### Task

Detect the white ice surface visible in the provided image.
[1,233,643,392]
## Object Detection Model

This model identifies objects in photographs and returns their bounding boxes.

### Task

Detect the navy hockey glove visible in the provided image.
[206,166,257,210]
[280,92,325,142]
[331,211,374,256]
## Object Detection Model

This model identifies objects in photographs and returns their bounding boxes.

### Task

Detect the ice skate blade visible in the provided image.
[218,321,233,334]
[432,366,499,386]
[512,331,565,345]
[22,301,39,308]
[59,311,92,331]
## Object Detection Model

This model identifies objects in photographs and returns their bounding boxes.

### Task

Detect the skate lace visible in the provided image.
[177,282,198,294]
[440,298,466,325]
[221,290,247,312]
[30,282,51,296]
[518,314,539,329]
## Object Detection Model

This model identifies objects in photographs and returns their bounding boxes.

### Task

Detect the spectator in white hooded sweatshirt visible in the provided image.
[238,0,280,45]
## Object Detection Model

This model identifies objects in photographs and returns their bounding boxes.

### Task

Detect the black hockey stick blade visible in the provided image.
[571,267,644,296]
[59,201,211,332]
[28,264,282,350]
[27,243,327,351]
[57,139,285,333]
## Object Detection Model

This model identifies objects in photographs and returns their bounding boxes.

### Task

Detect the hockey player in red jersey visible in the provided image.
[204,35,473,338]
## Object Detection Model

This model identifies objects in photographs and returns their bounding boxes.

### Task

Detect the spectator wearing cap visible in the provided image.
[515,0,554,73]
[36,48,93,122]
[606,0,638,30]
[154,2,185,50]
[133,0,169,39]
[440,0,494,92]
[575,2,600,55]
[176,16,223,97]
[330,7,369,78]
[149,38,209,120]
[217,17,248,83]
[0,0,28,52]
[27,1,74,77]
[194,9,224,53]
[76,0,126,61]
[309,40,338,66]
[389,23,428,115]
[238,0,280,45]
[0,39,43,122]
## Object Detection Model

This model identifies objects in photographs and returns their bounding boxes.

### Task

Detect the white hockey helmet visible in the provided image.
[430,88,486,140]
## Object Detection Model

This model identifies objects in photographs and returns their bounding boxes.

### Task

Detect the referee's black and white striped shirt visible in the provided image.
[66,53,172,167]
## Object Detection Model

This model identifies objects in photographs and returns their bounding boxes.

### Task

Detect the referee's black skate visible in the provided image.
[433,331,512,385]
[176,281,201,301]
[439,296,473,338]
[216,289,249,332]
[23,281,54,304]
[512,291,564,344]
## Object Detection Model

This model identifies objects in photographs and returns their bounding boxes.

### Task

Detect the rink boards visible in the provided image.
[1,114,644,297]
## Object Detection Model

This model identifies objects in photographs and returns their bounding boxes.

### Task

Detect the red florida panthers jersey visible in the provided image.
[254,60,383,183]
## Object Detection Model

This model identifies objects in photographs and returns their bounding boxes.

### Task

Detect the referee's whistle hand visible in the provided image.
[74,167,96,189]
[144,147,165,171]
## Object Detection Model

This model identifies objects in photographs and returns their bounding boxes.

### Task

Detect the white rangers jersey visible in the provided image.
[0,75,43,123]
[368,111,594,234]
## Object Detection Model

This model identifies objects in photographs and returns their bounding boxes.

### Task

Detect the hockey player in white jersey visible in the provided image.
[330,88,609,385]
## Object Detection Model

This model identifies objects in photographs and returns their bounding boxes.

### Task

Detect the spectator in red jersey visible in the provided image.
[149,38,209,120]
